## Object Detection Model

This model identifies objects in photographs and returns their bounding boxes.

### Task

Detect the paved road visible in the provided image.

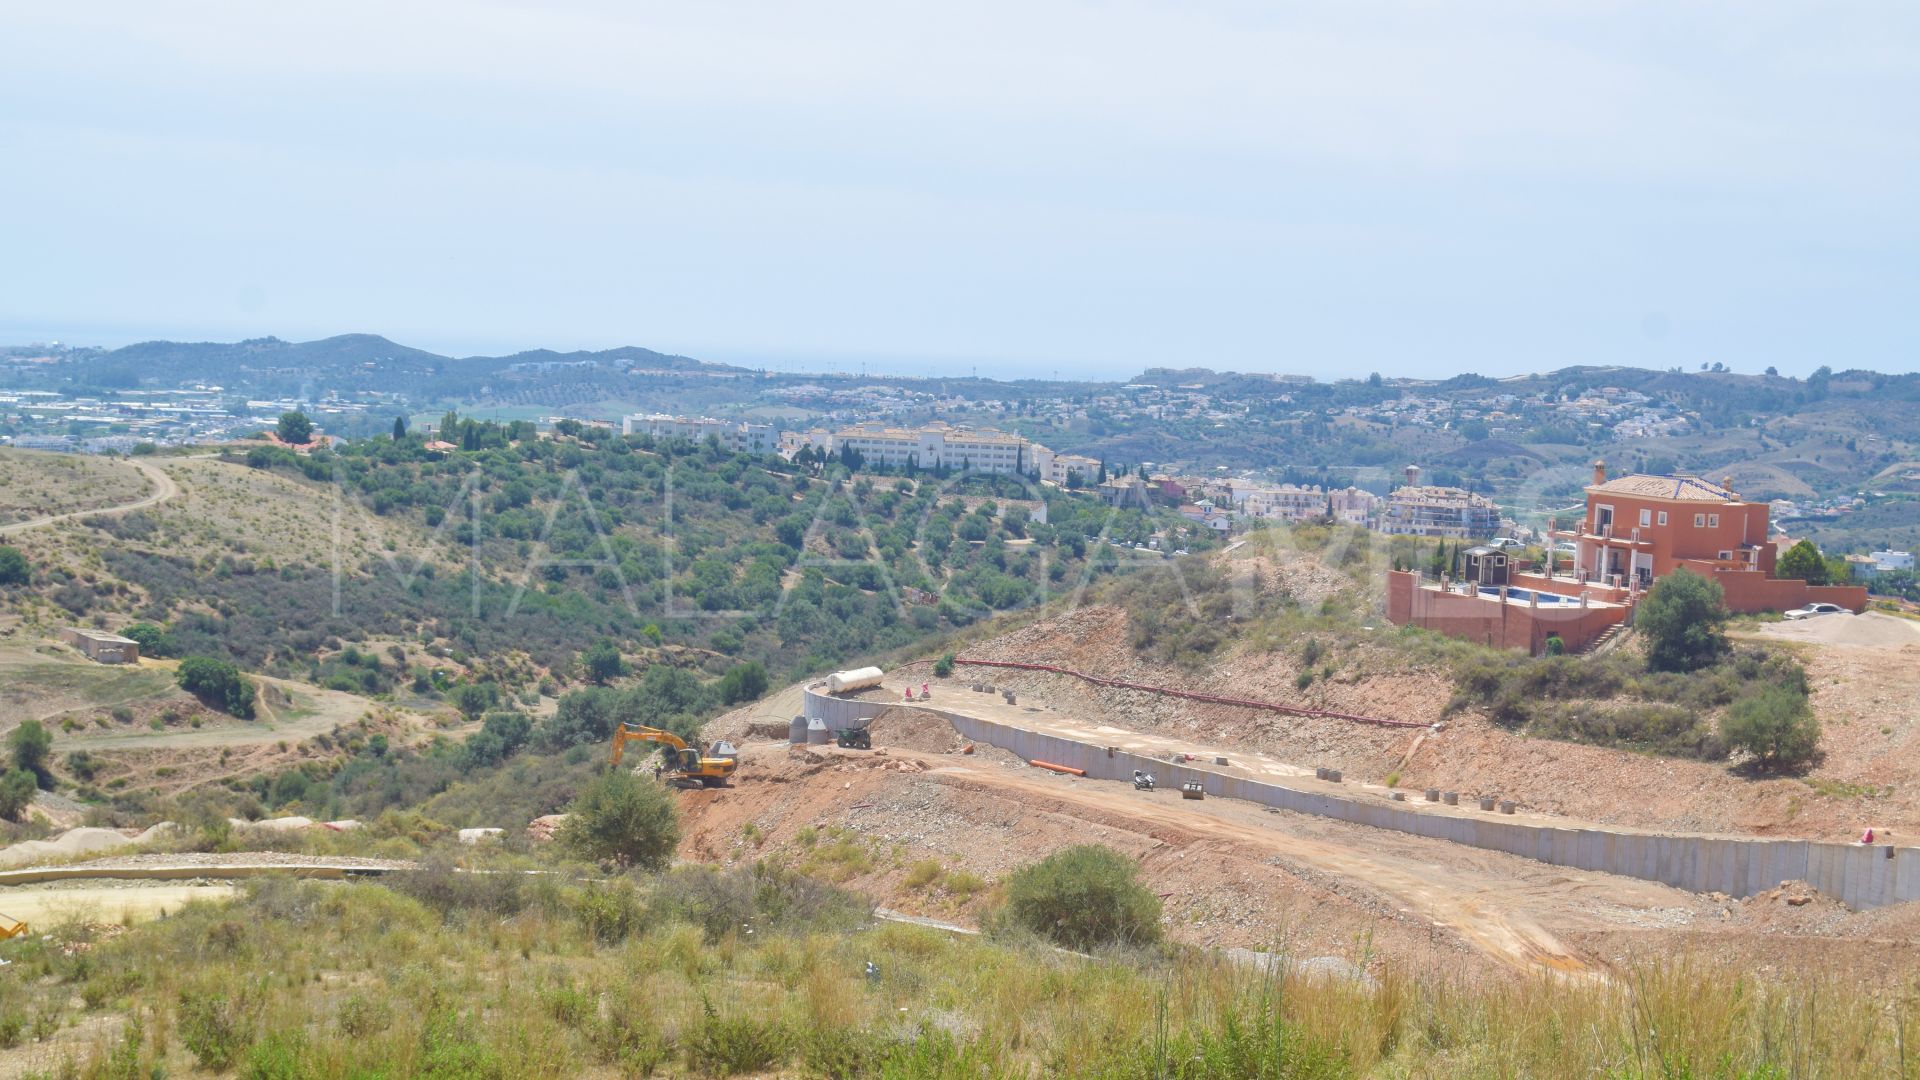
[0,458,181,536]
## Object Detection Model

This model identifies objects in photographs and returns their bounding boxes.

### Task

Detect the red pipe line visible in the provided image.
[954,658,1427,730]
[1030,760,1086,776]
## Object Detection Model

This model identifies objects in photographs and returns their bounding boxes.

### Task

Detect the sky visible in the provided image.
[2,2,1916,381]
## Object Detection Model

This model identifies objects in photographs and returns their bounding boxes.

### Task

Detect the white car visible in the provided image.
[1783,602,1847,620]
[1487,537,1524,550]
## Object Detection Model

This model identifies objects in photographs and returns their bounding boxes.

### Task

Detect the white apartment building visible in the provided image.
[830,422,1030,475]
[622,414,777,454]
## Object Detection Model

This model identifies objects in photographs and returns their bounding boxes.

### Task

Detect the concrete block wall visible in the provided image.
[838,689,1920,912]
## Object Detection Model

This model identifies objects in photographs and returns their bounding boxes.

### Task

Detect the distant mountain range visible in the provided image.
[11,333,746,400]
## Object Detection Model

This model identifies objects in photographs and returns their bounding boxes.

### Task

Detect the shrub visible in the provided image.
[581,639,625,685]
[994,845,1162,951]
[685,1004,790,1077]
[573,879,642,944]
[717,661,769,704]
[0,545,27,586]
[933,653,956,678]
[177,656,257,719]
[1637,569,1729,673]
[8,719,52,786]
[178,985,260,1070]
[1722,687,1821,772]
[904,859,945,889]
[121,622,175,658]
[653,863,870,943]
[559,768,680,870]
[0,769,37,822]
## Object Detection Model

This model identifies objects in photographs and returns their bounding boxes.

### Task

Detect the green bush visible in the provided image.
[8,719,52,786]
[653,863,870,943]
[176,656,256,719]
[1637,569,1729,673]
[933,652,955,678]
[1722,687,1821,772]
[0,768,37,822]
[559,768,681,870]
[717,661,769,704]
[121,622,175,658]
[0,545,28,586]
[994,845,1162,951]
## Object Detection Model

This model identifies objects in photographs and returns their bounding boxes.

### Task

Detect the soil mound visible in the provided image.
[866,707,967,753]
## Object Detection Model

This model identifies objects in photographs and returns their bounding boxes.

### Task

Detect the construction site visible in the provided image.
[656,601,1920,986]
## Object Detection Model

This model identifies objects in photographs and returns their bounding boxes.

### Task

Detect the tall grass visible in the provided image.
[7,874,1917,1078]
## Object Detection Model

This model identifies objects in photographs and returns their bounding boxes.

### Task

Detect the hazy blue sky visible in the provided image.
[3,2,1915,379]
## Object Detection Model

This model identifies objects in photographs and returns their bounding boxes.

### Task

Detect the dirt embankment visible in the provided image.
[945,605,1920,842]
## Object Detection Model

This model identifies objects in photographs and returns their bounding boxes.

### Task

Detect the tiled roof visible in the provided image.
[1589,474,1740,501]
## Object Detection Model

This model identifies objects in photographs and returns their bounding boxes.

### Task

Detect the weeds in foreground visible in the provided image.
[4,874,1917,1078]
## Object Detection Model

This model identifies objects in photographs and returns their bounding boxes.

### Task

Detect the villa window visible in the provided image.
[1708,514,1720,528]
[1694,513,1706,528]
[1639,509,1651,527]
[1658,511,1668,526]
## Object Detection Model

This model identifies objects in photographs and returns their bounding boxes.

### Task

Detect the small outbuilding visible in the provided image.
[61,628,140,664]
[1460,546,1512,588]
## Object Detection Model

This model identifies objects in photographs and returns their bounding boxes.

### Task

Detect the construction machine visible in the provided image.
[609,723,739,786]
[0,913,26,941]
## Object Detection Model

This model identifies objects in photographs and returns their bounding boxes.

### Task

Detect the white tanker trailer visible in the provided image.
[825,666,885,694]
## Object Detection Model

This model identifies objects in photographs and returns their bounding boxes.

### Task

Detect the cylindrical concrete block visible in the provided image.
[1499,800,1516,815]
[1478,796,1496,811]
[788,715,808,744]
[1389,791,1406,802]
[1213,756,1229,766]
[1443,791,1459,806]
[1425,788,1440,802]
[1328,770,1342,783]
[1315,767,1328,780]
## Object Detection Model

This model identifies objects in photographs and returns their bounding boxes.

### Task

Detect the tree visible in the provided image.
[0,545,28,586]
[392,416,407,440]
[1776,539,1828,585]
[559,768,681,870]
[176,656,257,719]
[717,661,768,705]
[449,682,500,720]
[8,719,53,788]
[995,845,1162,951]
[933,653,956,678]
[1637,569,1728,673]
[0,769,35,821]
[581,639,626,685]
[1721,687,1821,771]
[122,622,175,658]
[276,411,314,445]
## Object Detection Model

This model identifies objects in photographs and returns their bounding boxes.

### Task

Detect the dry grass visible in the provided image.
[0,449,151,526]
[2,870,1917,1078]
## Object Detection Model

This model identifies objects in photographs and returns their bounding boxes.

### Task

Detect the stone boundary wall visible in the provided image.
[801,686,1920,911]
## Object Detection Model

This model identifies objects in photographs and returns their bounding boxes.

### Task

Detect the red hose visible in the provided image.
[955,658,1426,729]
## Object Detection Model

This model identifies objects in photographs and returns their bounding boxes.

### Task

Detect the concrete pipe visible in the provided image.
[1315,767,1328,780]
[1443,791,1459,806]
[1425,788,1440,802]
[1212,756,1229,766]
[1478,796,1496,811]
[1499,800,1516,815]
[1328,770,1343,783]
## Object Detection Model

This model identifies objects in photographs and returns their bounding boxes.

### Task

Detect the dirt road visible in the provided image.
[0,458,181,536]
[910,754,1601,974]
[0,883,235,927]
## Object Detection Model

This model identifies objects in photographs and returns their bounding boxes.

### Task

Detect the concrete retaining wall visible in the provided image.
[803,686,1918,911]
[800,686,893,731]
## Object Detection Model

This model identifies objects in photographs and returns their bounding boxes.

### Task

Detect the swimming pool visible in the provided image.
[1478,585,1581,606]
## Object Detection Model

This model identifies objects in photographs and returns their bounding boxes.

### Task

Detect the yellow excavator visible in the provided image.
[609,723,739,786]
[0,913,26,941]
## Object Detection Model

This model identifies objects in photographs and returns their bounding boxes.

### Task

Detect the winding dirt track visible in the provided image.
[0,458,180,536]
